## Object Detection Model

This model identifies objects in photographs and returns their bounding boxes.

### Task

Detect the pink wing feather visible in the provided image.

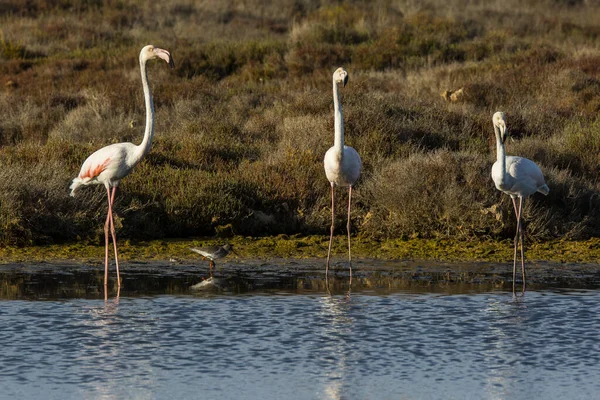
[70,148,116,196]
[79,156,111,180]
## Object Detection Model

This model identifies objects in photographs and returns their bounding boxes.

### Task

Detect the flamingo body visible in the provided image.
[324,145,361,187]
[70,142,138,195]
[492,156,549,199]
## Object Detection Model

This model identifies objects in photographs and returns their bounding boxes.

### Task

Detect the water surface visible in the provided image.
[1,261,599,399]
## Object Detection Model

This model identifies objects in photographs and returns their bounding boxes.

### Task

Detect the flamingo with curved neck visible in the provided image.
[70,45,174,289]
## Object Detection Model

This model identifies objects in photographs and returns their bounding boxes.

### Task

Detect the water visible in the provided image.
[1,261,600,399]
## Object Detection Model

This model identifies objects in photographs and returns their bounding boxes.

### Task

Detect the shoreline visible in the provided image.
[1,235,600,264]
[2,236,600,298]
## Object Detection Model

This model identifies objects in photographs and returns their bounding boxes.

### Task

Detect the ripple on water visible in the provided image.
[1,290,600,399]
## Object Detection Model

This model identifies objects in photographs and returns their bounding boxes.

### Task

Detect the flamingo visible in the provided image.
[324,67,362,281]
[70,45,174,288]
[491,111,549,294]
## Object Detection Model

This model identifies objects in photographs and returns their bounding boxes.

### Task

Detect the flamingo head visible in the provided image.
[140,45,175,69]
[493,111,507,143]
[333,67,348,87]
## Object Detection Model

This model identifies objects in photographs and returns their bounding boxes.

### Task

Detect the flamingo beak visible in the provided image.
[154,48,175,69]
[500,123,508,144]
[343,74,348,87]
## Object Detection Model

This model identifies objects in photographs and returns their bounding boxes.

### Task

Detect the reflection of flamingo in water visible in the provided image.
[70,45,174,288]
[324,67,362,286]
[490,111,549,294]
[319,295,353,397]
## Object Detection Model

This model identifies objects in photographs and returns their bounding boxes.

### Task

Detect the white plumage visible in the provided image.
[70,45,174,288]
[324,67,362,281]
[324,145,361,187]
[491,111,548,294]
[70,142,139,194]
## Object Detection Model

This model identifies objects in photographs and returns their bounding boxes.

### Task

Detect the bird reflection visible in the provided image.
[82,288,157,398]
[318,294,356,399]
[481,297,529,397]
[325,264,353,299]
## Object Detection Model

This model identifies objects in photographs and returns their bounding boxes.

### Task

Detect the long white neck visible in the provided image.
[133,56,155,163]
[333,80,344,158]
[495,124,508,184]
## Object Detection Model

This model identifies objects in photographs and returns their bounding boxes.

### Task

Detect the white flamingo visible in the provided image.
[324,67,362,280]
[70,45,174,288]
[491,111,549,293]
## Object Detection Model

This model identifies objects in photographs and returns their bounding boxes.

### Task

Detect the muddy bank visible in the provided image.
[3,236,600,265]
[2,257,600,299]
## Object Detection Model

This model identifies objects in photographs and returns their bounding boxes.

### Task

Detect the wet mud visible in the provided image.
[1,258,600,299]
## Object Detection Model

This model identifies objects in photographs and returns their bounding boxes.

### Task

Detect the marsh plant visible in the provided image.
[1,0,600,246]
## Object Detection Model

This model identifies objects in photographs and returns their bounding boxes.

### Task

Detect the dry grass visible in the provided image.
[1,0,600,246]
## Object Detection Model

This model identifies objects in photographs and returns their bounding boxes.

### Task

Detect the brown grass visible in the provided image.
[1,0,600,246]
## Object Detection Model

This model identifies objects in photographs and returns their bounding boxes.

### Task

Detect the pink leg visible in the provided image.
[511,197,526,294]
[108,187,120,288]
[511,197,519,294]
[518,197,526,293]
[104,187,111,287]
[347,185,353,287]
[326,183,335,280]
[511,197,519,219]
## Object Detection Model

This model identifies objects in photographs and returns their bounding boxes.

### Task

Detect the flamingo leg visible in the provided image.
[347,185,353,292]
[511,197,519,294]
[108,186,120,288]
[326,183,335,280]
[104,187,111,287]
[511,196,526,294]
[518,197,526,293]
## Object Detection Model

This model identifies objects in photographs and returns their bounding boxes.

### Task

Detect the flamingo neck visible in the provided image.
[495,125,508,184]
[134,57,155,163]
[333,80,344,158]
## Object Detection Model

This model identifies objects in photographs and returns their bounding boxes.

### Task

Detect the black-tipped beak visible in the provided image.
[343,74,348,87]
[165,51,175,69]
[155,48,175,69]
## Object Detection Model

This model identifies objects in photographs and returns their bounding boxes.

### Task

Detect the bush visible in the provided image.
[1,0,600,246]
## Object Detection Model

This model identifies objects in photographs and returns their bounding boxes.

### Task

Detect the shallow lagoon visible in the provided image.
[1,259,600,399]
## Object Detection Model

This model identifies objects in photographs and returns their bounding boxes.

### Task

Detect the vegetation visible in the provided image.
[1,0,600,250]
[3,235,600,265]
